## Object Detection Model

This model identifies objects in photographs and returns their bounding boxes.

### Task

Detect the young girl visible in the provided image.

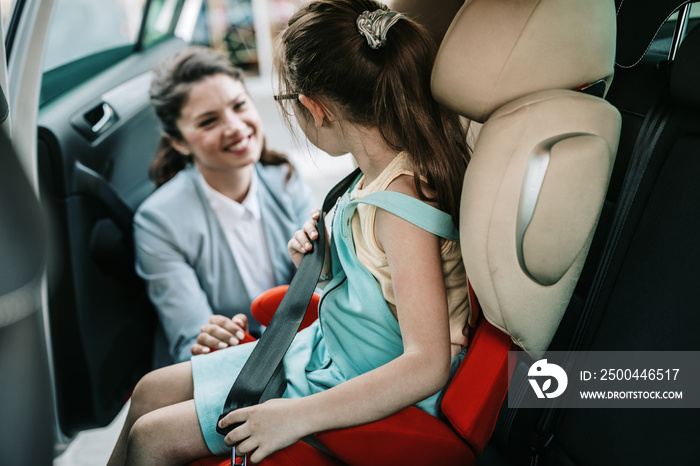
[108,1,470,464]
[134,47,313,368]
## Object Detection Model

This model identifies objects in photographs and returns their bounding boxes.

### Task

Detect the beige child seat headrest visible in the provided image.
[431,0,622,356]
[385,0,464,46]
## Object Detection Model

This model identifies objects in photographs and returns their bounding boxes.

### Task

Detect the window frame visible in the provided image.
[37,0,187,107]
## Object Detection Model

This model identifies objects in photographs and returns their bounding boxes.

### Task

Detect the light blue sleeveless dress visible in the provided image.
[191,179,466,455]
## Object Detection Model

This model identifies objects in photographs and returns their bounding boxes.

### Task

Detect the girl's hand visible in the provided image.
[220,398,308,463]
[190,314,248,355]
[287,209,321,268]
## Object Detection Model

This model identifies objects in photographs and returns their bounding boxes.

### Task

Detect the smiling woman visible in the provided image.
[167,74,265,195]
[134,46,314,369]
[0,0,319,464]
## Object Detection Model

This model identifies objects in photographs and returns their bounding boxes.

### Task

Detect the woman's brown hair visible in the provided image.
[149,46,293,187]
[276,0,469,225]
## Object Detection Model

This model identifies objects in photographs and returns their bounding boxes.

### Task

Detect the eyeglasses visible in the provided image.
[273,93,299,116]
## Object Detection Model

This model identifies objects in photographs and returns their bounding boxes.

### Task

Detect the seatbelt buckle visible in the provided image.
[219,412,246,466]
[231,446,246,466]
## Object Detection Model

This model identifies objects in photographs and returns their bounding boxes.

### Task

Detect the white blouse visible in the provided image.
[198,169,276,301]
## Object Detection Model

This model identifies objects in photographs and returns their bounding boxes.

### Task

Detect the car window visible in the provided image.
[39,0,183,106]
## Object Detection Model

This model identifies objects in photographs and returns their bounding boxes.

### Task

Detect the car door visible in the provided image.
[36,0,196,442]
[2,0,196,452]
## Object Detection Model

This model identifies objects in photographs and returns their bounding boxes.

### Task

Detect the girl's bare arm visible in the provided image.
[222,181,452,462]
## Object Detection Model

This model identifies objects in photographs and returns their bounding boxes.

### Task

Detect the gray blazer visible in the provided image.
[133,163,314,367]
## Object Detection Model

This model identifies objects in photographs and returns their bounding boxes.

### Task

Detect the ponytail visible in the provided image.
[277,0,468,225]
[149,137,192,188]
[374,22,468,225]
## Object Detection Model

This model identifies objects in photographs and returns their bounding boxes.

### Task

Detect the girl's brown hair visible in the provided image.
[276,0,469,224]
[149,46,293,187]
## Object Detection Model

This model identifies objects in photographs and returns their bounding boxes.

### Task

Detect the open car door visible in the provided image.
[1,0,195,456]
[35,0,193,443]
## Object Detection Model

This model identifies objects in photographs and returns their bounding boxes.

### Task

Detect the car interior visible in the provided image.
[0,109,54,465]
[483,0,700,465]
[0,0,699,465]
[37,38,184,439]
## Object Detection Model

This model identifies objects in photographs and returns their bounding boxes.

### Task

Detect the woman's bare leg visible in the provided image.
[125,399,211,465]
[107,361,196,466]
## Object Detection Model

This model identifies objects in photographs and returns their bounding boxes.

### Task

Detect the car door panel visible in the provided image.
[37,37,187,436]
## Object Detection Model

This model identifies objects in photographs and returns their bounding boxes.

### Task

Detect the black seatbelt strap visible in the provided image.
[530,93,673,466]
[215,168,361,462]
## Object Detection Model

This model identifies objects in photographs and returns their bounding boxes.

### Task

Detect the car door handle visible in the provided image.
[90,103,115,133]
[71,101,120,141]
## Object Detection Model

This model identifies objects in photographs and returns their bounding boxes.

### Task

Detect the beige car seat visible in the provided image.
[430,0,622,355]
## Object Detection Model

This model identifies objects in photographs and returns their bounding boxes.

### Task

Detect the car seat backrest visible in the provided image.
[616,0,691,68]
[432,0,617,122]
[541,20,700,466]
[386,0,464,46]
[431,0,622,355]
[670,21,700,110]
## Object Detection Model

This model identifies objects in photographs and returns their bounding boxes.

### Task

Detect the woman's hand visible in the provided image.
[287,209,321,268]
[190,314,249,355]
[220,398,309,463]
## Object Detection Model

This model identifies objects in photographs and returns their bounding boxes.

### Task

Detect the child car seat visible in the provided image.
[188,0,621,464]
[432,0,621,356]
[519,8,700,465]
[191,285,511,466]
